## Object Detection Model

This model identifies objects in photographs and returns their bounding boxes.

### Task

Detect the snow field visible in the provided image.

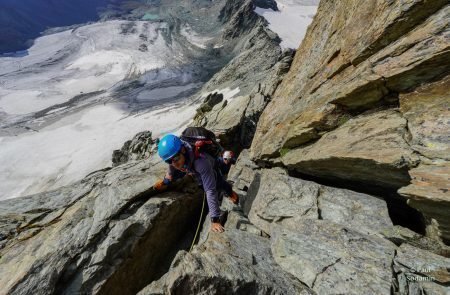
[255,0,318,49]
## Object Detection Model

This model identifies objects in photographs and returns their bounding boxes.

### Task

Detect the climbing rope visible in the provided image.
[190,192,206,252]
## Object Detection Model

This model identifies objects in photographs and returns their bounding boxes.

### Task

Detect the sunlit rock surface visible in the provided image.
[251,0,450,244]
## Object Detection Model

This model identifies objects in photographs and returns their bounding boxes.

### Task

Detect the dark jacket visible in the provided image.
[166,141,221,218]
[217,157,236,175]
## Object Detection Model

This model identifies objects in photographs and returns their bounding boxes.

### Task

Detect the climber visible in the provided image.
[153,133,239,233]
[217,150,236,176]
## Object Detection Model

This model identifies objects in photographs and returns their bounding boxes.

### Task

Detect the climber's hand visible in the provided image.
[211,222,225,233]
[153,179,167,191]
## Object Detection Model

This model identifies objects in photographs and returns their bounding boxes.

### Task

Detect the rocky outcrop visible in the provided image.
[0,156,203,295]
[194,93,224,119]
[281,110,420,189]
[194,49,295,148]
[186,0,295,150]
[209,0,282,94]
[250,0,450,243]
[112,131,155,167]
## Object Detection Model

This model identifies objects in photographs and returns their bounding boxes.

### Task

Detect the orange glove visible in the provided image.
[153,179,168,191]
[229,191,239,204]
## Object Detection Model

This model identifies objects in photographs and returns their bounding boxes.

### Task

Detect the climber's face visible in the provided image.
[172,148,186,170]
[223,157,232,165]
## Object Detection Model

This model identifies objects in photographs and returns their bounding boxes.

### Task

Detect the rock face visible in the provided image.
[140,220,313,295]
[281,110,420,189]
[0,156,203,295]
[397,75,450,243]
[271,220,396,294]
[252,1,449,161]
[250,0,450,243]
[399,164,450,244]
[145,151,449,294]
[399,75,450,161]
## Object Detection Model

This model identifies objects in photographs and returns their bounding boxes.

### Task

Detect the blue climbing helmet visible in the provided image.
[158,134,182,161]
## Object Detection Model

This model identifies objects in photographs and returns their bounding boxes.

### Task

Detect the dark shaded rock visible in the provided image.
[195,92,224,117]
[252,0,278,11]
[112,131,154,167]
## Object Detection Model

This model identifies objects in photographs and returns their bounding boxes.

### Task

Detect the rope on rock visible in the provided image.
[190,192,206,252]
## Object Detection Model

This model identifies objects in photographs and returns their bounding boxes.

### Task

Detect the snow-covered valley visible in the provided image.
[0,17,235,199]
[0,0,318,200]
[255,0,318,49]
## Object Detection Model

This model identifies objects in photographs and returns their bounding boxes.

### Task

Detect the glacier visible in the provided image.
[0,0,319,201]
[0,18,236,199]
[255,0,319,49]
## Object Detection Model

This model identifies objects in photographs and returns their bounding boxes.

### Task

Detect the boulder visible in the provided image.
[248,168,393,235]
[248,168,319,234]
[318,185,394,235]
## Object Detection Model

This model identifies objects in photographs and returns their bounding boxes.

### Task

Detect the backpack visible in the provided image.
[181,127,223,159]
